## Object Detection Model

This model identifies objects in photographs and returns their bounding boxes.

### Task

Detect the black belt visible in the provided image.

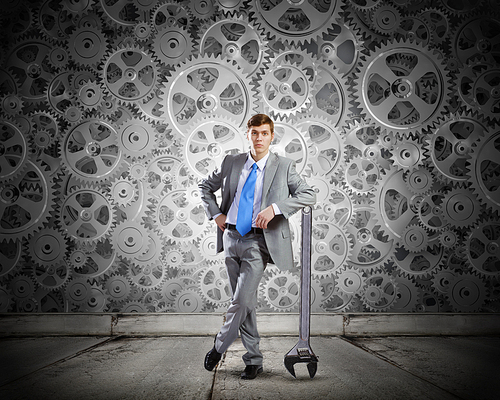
[226,224,263,235]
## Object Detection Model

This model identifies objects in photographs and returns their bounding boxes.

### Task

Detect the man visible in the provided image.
[198,114,316,379]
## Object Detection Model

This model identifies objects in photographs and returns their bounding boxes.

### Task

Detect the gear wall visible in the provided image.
[0,0,499,313]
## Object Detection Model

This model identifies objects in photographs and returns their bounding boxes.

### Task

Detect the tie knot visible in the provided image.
[251,163,258,171]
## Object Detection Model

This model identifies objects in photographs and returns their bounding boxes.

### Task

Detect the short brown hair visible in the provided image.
[247,114,274,133]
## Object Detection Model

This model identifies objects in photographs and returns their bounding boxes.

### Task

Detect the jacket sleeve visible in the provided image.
[274,160,316,219]
[198,157,226,220]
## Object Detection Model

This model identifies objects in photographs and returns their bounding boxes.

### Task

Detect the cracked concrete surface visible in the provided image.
[1,336,499,400]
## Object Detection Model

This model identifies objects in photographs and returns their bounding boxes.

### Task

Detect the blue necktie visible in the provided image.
[236,163,258,236]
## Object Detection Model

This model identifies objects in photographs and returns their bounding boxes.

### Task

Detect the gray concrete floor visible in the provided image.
[0,336,499,400]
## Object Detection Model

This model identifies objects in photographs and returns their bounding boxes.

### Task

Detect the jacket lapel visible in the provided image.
[261,152,279,208]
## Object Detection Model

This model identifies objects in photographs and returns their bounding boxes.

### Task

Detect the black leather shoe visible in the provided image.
[204,346,222,371]
[241,365,263,379]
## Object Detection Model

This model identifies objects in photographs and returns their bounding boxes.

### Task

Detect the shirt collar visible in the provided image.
[246,151,270,171]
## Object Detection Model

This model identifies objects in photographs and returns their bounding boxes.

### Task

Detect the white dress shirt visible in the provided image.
[221,152,281,227]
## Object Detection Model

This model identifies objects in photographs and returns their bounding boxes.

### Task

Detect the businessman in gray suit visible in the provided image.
[198,114,316,379]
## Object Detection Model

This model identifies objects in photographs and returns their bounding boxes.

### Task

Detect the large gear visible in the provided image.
[466,220,500,278]
[101,44,161,105]
[354,38,452,135]
[60,118,126,184]
[467,128,500,210]
[198,14,270,77]
[249,0,343,45]
[184,116,247,178]
[161,54,257,135]
[0,119,29,182]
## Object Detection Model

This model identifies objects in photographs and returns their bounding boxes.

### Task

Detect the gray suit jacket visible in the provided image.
[198,152,316,270]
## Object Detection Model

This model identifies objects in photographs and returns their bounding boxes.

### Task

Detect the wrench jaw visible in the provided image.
[284,342,319,379]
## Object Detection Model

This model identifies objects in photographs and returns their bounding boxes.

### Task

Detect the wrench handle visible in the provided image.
[299,206,312,342]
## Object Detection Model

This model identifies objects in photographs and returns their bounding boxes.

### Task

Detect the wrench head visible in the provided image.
[284,355,318,379]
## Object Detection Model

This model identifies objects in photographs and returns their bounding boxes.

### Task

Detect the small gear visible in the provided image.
[32,261,71,291]
[418,191,448,231]
[65,277,93,305]
[27,227,69,267]
[104,274,132,303]
[76,80,105,112]
[174,288,205,312]
[390,136,427,172]
[404,166,435,195]
[445,272,488,312]
[199,262,231,306]
[335,266,366,294]
[128,262,166,291]
[432,267,457,295]
[111,221,151,262]
[369,3,402,36]
[68,26,109,67]
[344,156,381,195]
[466,220,500,278]
[152,24,195,67]
[442,187,481,229]
[392,274,421,312]
[400,224,429,253]
[1,94,24,115]
[361,272,399,312]
[117,116,157,160]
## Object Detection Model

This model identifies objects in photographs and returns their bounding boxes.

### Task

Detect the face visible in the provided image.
[247,123,274,159]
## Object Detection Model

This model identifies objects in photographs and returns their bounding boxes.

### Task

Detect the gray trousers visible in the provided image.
[214,228,269,366]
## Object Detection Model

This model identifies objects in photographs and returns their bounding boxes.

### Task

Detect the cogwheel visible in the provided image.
[0,238,22,278]
[372,168,418,241]
[439,228,460,249]
[184,116,246,178]
[467,129,500,210]
[197,228,224,262]
[465,220,500,278]
[394,14,434,48]
[321,181,357,227]
[445,272,487,312]
[61,0,95,15]
[400,224,429,253]
[344,156,381,195]
[70,238,116,279]
[354,38,452,135]
[121,301,148,312]
[198,14,270,77]
[101,44,161,105]
[303,172,336,210]
[346,202,395,271]
[110,176,139,208]
[65,277,93,305]
[161,53,257,135]
[404,166,435,195]
[144,152,197,198]
[174,287,205,312]
[133,22,153,42]
[418,191,448,231]
[188,0,217,21]
[261,270,300,312]
[418,7,452,47]
[361,272,399,312]
[369,3,402,37]
[1,94,23,115]
[60,117,127,184]
[152,24,195,67]
[98,0,142,28]
[269,117,311,175]
[439,0,485,17]
[441,187,481,229]
[117,116,157,161]
[335,266,366,294]
[67,26,109,68]
[105,274,132,303]
[150,188,210,245]
[295,115,345,175]
[451,14,500,67]
[343,119,392,172]
[0,284,13,312]
[0,158,56,242]
[10,274,36,302]
[58,184,116,246]
[321,288,356,312]
[142,290,170,312]
[111,220,151,262]
[431,267,457,295]
[199,261,231,306]
[76,80,105,112]
[249,0,343,45]
[134,228,165,268]
[316,20,365,77]
[27,227,69,267]
[151,1,193,32]
[77,283,107,312]
[392,274,421,312]
[128,262,166,291]
[391,240,447,278]
[426,112,488,184]
[32,261,72,291]
[469,65,500,125]
[46,70,78,116]
[390,136,427,172]
[312,215,353,278]
[215,0,246,15]
[5,35,55,105]
[0,119,29,183]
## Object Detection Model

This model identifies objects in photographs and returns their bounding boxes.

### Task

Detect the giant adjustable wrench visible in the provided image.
[284,206,318,378]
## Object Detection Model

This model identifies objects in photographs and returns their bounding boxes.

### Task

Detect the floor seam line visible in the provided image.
[339,336,465,400]
[0,336,123,389]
